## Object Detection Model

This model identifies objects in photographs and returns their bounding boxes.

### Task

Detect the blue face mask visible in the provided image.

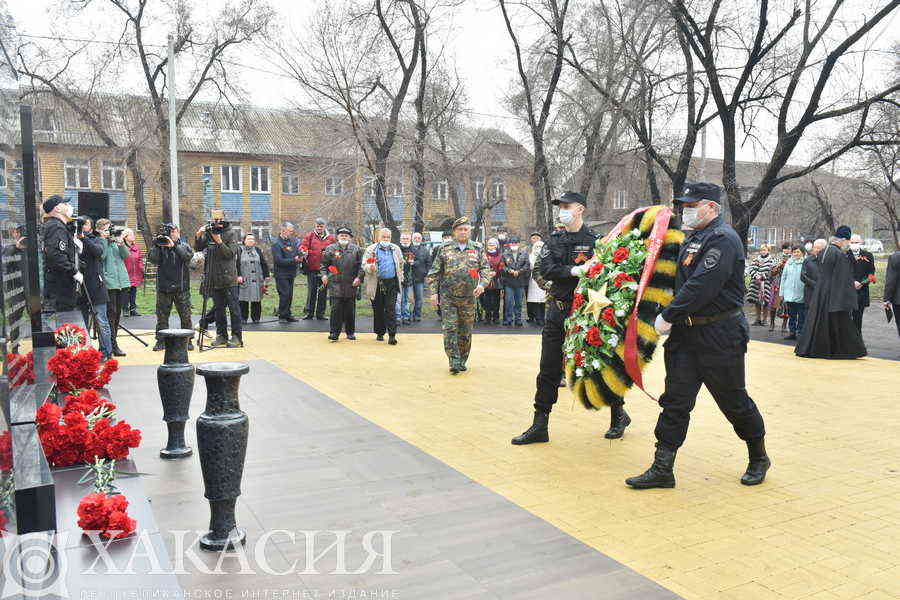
[379,241,391,248]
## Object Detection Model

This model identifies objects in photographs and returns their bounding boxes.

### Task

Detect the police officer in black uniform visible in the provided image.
[626,182,770,489]
[512,191,631,445]
[41,194,85,328]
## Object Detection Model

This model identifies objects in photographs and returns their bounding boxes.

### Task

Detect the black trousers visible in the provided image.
[206,286,242,339]
[893,303,900,338]
[371,277,399,336]
[107,288,126,345]
[527,302,545,326]
[275,276,295,319]
[239,301,262,323]
[305,271,327,317]
[654,344,765,450]
[851,306,865,333]
[533,300,568,413]
[480,289,501,320]
[330,296,356,336]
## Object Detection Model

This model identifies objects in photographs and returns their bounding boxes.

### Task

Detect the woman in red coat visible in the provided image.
[123,228,144,316]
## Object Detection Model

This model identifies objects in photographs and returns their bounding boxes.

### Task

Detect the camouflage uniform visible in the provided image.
[426,240,494,369]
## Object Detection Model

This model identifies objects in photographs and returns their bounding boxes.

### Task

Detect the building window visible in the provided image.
[0,157,5,188]
[101,161,125,190]
[387,181,403,198]
[221,165,241,192]
[613,190,627,209]
[282,170,300,194]
[364,180,375,199]
[766,227,777,245]
[325,176,343,196]
[432,180,448,203]
[474,178,485,203]
[65,158,90,189]
[492,179,506,203]
[252,221,272,242]
[202,165,212,176]
[251,165,270,193]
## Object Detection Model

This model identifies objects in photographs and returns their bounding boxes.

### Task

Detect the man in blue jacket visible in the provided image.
[271,222,301,323]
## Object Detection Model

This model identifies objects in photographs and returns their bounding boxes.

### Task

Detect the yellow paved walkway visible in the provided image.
[115,331,900,600]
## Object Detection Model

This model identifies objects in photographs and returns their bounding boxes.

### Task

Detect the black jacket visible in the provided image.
[42,216,78,311]
[661,216,749,356]
[849,249,876,308]
[500,249,531,288]
[78,234,109,306]
[320,242,363,298]
[195,229,238,291]
[271,236,300,278]
[885,251,900,305]
[148,240,193,293]
[537,225,597,301]
[800,254,821,306]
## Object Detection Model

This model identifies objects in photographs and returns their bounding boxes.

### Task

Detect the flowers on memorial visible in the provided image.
[564,227,648,374]
[77,491,137,539]
[6,350,34,388]
[36,390,140,467]
[48,345,119,394]
[55,323,89,348]
[0,431,11,473]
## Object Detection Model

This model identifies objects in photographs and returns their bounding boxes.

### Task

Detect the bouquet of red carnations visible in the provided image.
[7,350,35,388]
[77,490,137,539]
[47,345,119,393]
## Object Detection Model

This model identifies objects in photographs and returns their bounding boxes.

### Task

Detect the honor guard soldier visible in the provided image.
[426,217,493,374]
[512,191,631,445]
[626,182,770,489]
[41,194,85,327]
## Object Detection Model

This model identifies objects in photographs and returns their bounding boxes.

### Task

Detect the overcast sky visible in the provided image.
[8,0,899,166]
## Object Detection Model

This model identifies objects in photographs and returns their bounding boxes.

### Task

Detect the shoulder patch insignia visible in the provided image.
[58,240,67,251]
[539,246,551,258]
[703,248,722,270]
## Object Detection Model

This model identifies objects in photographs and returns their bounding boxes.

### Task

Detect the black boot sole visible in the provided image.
[626,478,676,489]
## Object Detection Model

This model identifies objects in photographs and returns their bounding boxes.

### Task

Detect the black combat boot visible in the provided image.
[152,339,165,352]
[511,411,550,445]
[740,438,771,486]
[209,335,229,349]
[227,335,243,348]
[604,406,631,439]
[625,444,677,489]
[112,342,126,357]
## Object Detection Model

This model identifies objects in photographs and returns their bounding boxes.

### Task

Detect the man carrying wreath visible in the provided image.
[626,182,770,490]
[512,191,632,445]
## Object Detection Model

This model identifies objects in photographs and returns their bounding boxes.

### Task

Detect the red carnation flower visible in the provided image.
[569,324,583,335]
[868,274,877,284]
[328,265,340,275]
[602,307,617,327]
[36,402,63,429]
[572,293,585,313]
[613,272,635,288]
[574,350,585,367]
[366,257,377,264]
[468,269,479,280]
[613,247,630,263]
[0,431,12,473]
[585,326,604,347]
[587,262,605,278]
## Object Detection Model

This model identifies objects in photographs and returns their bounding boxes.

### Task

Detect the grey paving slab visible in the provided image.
[107,360,683,599]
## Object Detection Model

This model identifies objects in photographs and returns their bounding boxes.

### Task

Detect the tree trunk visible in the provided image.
[373,154,400,241]
[644,152,661,204]
[125,151,153,248]
[532,138,551,233]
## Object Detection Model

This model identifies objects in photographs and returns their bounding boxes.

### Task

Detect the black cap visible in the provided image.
[336,226,353,237]
[552,191,587,207]
[835,225,852,240]
[42,195,66,214]
[674,182,722,205]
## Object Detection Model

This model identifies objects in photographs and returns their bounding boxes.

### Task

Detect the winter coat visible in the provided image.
[484,251,504,290]
[101,238,131,291]
[320,242,363,298]
[849,249,876,308]
[746,254,775,305]
[779,257,805,304]
[271,236,300,278]
[301,230,336,273]
[361,243,404,301]
[800,254,821,306]
[884,251,900,305]
[78,234,109,305]
[195,228,238,291]
[148,240,193,293]
[41,216,78,311]
[124,242,144,287]
[237,245,270,302]
[500,248,531,288]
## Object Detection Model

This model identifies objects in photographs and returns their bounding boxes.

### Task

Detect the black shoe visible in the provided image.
[152,340,165,352]
[287,316,299,322]
[626,444,677,489]
[752,320,764,326]
[279,318,290,323]
[457,363,467,372]
[302,315,314,320]
[741,438,771,486]
[450,365,459,375]
[784,334,797,340]
[130,310,141,317]
[316,315,327,321]
[401,319,410,325]
[388,335,397,345]
[252,319,260,324]
[209,335,229,349]
[515,322,523,327]
[112,345,126,357]
[227,335,243,348]
[511,411,550,445]
[604,407,631,439]
[376,334,384,341]
[241,318,248,324]
[188,340,195,351]
[346,334,356,340]
[328,334,339,342]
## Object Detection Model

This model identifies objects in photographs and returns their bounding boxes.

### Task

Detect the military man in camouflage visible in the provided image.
[427,217,494,374]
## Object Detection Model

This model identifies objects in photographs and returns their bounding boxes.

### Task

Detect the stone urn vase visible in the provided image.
[157,329,195,459]
[195,361,250,551]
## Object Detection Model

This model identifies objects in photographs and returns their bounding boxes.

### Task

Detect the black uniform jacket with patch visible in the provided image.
[42,215,78,310]
[538,225,597,302]
[661,216,749,357]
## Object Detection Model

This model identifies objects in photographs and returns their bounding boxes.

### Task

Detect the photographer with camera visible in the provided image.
[194,211,242,348]
[41,195,85,328]
[95,218,130,356]
[75,217,113,360]
[149,222,194,351]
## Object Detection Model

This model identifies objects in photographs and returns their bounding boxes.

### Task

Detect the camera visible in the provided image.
[205,219,231,235]
[155,223,175,246]
[111,226,125,238]
[67,215,90,235]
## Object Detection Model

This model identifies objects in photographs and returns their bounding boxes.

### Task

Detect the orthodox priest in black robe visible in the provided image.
[795,226,866,359]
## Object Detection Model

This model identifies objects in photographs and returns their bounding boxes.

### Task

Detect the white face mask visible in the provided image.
[558,209,575,225]
[509,245,519,253]
[681,207,702,229]
[412,241,420,247]
[338,238,350,246]
[849,243,861,252]
[804,243,812,252]
[62,204,74,218]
